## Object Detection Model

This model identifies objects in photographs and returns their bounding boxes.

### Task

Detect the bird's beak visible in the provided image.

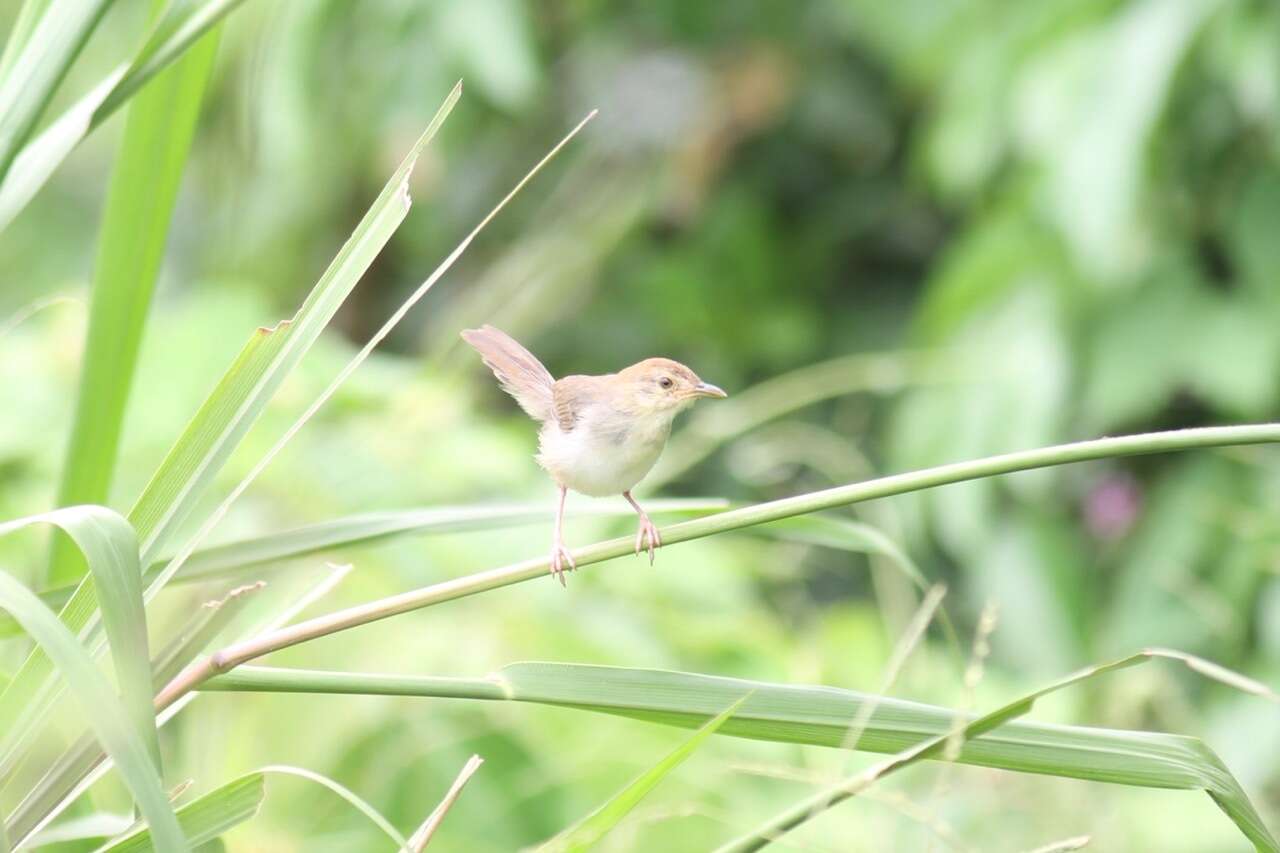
[693,381,727,399]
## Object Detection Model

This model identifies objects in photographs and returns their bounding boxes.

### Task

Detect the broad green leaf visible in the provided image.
[539,697,747,853]
[97,773,264,853]
[0,568,183,850]
[0,0,252,231]
[0,508,160,775]
[204,658,1276,850]
[0,84,461,786]
[0,0,113,181]
[51,1,222,585]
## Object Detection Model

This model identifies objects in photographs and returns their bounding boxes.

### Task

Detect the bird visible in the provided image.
[461,325,727,585]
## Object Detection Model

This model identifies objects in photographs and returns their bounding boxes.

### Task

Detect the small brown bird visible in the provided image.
[461,325,727,584]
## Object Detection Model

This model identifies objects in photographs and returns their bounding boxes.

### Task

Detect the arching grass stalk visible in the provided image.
[154,423,1280,710]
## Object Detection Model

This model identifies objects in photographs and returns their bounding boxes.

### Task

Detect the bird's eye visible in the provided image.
[659,376,673,389]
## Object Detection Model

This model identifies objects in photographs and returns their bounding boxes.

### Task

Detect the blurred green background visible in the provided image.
[3,0,1280,849]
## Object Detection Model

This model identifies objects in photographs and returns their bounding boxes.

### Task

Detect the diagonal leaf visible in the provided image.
[0,0,113,181]
[0,0,53,83]
[203,658,1277,850]
[96,772,264,853]
[132,82,461,571]
[408,755,483,851]
[538,697,748,853]
[0,0,253,232]
[0,508,160,774]
[0,568,183,850]
[50,0,222,585]
[0,84,461,786]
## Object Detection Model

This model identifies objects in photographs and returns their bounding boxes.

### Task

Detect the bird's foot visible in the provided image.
[550,540,576,587]
[633,514,661,565]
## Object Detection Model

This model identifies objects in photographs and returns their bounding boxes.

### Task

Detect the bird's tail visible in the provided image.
[461,325,555,422]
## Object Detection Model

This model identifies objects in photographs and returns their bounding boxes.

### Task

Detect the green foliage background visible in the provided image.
[2,0,1279,849]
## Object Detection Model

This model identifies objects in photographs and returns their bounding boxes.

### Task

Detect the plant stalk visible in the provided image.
[154,424,1280,711]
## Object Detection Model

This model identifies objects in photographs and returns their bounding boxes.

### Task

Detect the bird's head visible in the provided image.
[614,357,727,417]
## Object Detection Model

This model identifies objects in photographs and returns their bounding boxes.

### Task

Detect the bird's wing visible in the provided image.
[460,325,555,421]
[551,375,601,432]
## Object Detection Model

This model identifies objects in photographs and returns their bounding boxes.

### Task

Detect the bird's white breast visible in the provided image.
[537,402,672,497]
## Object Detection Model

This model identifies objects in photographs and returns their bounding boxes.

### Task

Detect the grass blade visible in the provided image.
[257,766,408,850]
[96,772,264,852]
[203,658,1277,850]
[753,514,928,590]
[408,755,483,851]
[0,0,252,231]
[7,568,345,847]
[26,813,134,846]
[4,500,725,629]
[538,697,747,853]
[0,83,461,786]
[50,2,221,585]
[715,654,1216,851]
[0,0,53,83]
[0,568,183,850]
[132,83,461,569]
[0,0,113,181]
[0,508,161,775]
[161,426,1280,681]
[148,107,597,607]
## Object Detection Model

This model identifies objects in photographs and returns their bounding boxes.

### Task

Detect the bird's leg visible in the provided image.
[623,490,661,565]
[550,484,576,586]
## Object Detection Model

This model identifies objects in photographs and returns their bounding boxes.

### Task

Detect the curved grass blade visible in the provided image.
[538,697,747,853]
[203,658,1277,850]
[258,766,408,850]
[96,772,264,853]
[0,0,252,231]
[0,83,461,787]
[0,569,183,850]
[0,507,160,775]
[0,0,112,181]
[752,515,927,590]
[50,2,222,585]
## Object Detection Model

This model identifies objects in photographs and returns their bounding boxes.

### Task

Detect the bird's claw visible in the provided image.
[634,514,661,565]
[550,542,576,587]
